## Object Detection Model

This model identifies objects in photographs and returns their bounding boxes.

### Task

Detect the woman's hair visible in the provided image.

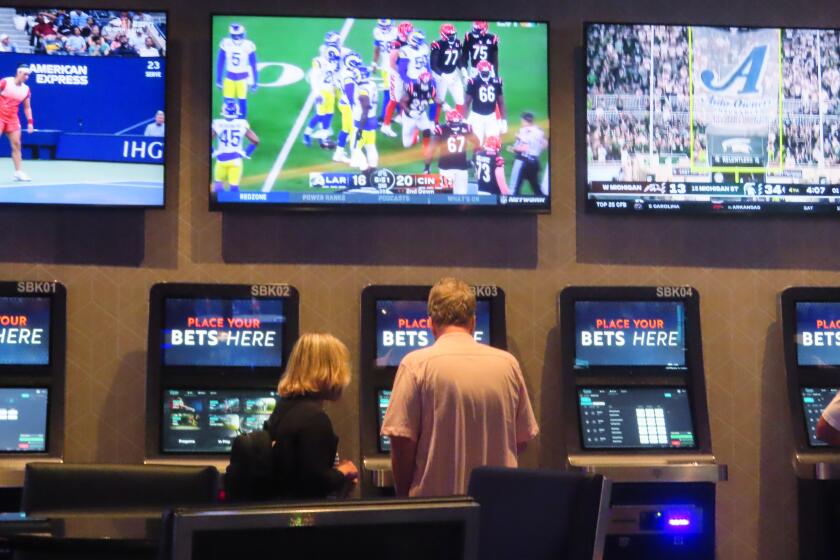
[427,277,476,328]
[278,333,351,400]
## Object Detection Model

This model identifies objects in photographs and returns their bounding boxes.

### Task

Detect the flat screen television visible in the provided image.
[377,388,391,452]
[573,300,687,370]
[375,299,491,367]
[0,387,48,452]
[577,386,697,450]
[585,23,840,215]
[0,295,51,366]
[0,7,166,207]
[795,302,840,367]
[800,386,839,447]
[161,297,286,369]
[161,388,276,454]
[210,16,549,211]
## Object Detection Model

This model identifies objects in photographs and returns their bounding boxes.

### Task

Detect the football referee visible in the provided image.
[509,111,547,197]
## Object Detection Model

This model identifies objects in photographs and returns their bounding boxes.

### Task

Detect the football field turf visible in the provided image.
[212,17,549,195]
[0,160,164,206]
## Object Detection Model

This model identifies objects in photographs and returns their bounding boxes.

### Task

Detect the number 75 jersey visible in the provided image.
[212,118,250,161]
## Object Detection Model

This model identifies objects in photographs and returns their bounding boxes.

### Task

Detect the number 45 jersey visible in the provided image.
[212,117,250,161]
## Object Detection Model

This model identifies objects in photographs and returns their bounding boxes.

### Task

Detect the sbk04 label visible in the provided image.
[250,284,291,297]
[17,281,57,294]
[471,285,499,297]
[656,286,693,299]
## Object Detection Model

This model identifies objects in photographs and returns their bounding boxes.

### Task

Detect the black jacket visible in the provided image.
[266,396,346,499]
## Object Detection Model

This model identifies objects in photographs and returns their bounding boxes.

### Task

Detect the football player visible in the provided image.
[372,19,396,124]
[400,71,436,157]
[334,51,364,163]
[303,44,341,147]
[431,23,467,119]
[381,21,413,137]
[473,135,510,196]
[463,21,499,78]
[349,65,379,171]
[425,110,480,195]
[216,23,258,118]
[464,60,507,144]
[211,100,259,194]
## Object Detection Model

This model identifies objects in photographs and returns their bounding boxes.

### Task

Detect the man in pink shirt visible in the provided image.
[381,277,539,497]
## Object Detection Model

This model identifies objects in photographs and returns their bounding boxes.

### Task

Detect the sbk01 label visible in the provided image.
[471,285,499,297]
[17,281,57,294]
[656,286,693,299]
[250,284,291,297]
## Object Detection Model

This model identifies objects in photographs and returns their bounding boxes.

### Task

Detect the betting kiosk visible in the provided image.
[359,284,507,497]
[144,283,299,474]
[560,286,726,559]
[0,281,65,492]
[780,287,840,559]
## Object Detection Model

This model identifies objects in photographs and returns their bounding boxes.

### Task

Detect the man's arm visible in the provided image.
[390,435,418,497]
[816,416,840,446]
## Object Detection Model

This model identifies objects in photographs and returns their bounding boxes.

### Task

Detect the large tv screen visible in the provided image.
[0,296,51,366]
[210,16,549,210]
[0,7,166,207]
[574,300,687,370]
[162,297,286,368]
[585,23,840,215]
[375,299,491,367]
[161,388,276,454]
[796,302,840,367]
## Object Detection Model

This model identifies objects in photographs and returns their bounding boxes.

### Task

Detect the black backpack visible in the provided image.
[224,429,277,502]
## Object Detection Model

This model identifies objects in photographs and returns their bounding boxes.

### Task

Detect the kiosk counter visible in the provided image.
[560,286,726,559]
[144,283,299,473]
[0,281,66,488]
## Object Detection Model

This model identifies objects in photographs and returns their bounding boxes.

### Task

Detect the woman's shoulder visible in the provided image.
[273,397,331,425]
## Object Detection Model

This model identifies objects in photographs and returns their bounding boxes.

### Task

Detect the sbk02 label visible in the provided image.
[250,284,291,297]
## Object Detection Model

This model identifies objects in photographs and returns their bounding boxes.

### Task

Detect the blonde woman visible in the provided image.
[268,333,358,498]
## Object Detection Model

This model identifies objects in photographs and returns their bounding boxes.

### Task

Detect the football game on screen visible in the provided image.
[210,16,549,209]
[586,24,840,214]
[0,7,166,206]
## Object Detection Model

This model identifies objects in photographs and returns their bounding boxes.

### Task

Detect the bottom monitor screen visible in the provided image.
[801,387,840,447]
[0,388,48,453]
[578,387,696,450]
[162,389,276,454]
[378,389,391,453]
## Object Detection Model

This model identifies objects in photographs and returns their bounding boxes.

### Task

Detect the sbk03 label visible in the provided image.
[250,284,292,298]
[16,281,58,294]
[656,286,693,299]
[471,285,499,297]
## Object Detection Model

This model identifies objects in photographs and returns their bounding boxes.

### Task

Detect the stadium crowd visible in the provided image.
[17,9,165,57]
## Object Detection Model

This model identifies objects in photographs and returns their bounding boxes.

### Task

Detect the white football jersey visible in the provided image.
[212,118,250,158]
[399,43,431,80]
[373,27,398,67]
[219,38,257,75]
[352,79,379,121]
[311,56,337,91]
